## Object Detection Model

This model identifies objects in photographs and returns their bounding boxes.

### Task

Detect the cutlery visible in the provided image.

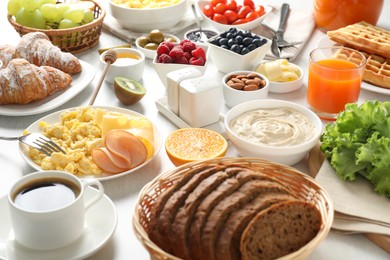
[191,3,208,43]
[270,34,281,57]
[275,3,303,47]
[0,133,65,156]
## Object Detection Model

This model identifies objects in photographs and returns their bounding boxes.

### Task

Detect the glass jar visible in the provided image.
[314,0,384,32]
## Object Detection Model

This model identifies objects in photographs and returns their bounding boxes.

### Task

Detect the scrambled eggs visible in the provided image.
[112,0,181,9]
[29,107,103,176]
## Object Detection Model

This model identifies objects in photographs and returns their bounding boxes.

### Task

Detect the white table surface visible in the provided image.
[0,0,389,259]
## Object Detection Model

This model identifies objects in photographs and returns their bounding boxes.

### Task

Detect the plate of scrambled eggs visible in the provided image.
[19,106,162,181]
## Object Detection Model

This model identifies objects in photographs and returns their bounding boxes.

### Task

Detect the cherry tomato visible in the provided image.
[214,3,227,14]
[237,5,251,19]
[223,10,238,23]
[225,0,237,11]
[243,0,255,10]
[232,18,247,25]
[212,13,229,24]
[211,0,226,6]
[255,5,265,16]
[246,11,260,21]
[203,4,215,18]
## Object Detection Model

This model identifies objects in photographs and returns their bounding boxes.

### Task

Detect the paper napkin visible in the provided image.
[316,160,390,236]
[102,10,196,44]
[253,5,315,61]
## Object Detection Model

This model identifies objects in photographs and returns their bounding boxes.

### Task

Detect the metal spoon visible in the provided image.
[191,4,208,42]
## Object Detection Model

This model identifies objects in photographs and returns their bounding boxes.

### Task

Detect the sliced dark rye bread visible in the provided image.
[148,165,213,248]
[199,179,292,260]
[154,165,233,253]
[169,167,248,259]
[216,193,297,260]
[240,200,322,260]
[188,168,289,260]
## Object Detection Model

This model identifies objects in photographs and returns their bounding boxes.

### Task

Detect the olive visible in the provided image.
[138,36,151,48]
[165,37,178,43]
[144,42,159,50]
[149,29,165,44]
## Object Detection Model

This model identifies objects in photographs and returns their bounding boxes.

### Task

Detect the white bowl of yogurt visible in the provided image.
[224,99,323,165]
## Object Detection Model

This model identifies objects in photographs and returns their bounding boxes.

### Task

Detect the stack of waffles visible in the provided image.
[327,21,390,89]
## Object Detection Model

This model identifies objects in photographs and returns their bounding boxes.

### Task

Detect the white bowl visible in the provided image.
[100,48,145,83]
[223,71,269,108]
[224,99,322,165]
[109,0,188,32]
[206,31,271,73]
[135,33,180,59]
[197,0,272,31]
[152,43,210,87]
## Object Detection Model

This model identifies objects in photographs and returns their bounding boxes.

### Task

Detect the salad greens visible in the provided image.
[320,100,390,198]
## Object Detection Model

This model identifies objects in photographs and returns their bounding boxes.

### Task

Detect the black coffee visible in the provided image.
[13,177,81,212]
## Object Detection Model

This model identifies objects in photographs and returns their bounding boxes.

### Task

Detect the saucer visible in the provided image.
[0,187,117,260]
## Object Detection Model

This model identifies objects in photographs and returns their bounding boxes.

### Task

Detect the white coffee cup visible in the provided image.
[7,171,104,251]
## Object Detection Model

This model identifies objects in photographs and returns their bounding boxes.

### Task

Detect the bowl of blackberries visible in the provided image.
[206,28,271,73]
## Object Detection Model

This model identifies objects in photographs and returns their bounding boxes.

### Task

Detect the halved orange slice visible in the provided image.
[165,128,228,166]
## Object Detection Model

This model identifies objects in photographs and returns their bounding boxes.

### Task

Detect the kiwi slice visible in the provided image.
[114,77,146,105]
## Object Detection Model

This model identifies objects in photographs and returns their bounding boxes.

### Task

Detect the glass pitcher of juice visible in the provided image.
[314,0,384,32]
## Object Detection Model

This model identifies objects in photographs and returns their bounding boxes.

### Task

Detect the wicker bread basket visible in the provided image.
[7,0,105,53]
[132,157,334,260]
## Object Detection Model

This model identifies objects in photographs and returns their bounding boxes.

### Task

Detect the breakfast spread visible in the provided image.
[147,164,322,260]
[0,58,72,104]
[255,59,301,82]
[229,108,317,146]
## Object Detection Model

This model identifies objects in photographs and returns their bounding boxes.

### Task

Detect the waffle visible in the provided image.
[334,48,390,89]
[327,21,390,59]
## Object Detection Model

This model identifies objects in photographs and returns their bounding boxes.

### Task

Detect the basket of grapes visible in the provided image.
[7,0,105,53]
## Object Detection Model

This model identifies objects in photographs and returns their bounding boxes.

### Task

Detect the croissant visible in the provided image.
[0,58,72,105]
[0,44,15,69]
[13,32,82,74]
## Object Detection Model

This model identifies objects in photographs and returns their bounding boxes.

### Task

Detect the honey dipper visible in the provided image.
[89,49,118,105]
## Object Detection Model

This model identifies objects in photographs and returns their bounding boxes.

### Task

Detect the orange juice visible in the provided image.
[307,54,365,119]
[314,0,383,32]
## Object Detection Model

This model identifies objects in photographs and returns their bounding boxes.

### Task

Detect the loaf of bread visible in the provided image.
[147,164,322,260]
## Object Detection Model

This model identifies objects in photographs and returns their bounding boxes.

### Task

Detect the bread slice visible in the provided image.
[240,200,322,260]
[216,193,297,260]
[327,21,390,59]
[200,179,291,260]
[188,168,284,260]
[168,167,247,258]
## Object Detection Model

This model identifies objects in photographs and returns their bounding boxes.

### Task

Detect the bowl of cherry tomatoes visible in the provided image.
[197,0,272,31]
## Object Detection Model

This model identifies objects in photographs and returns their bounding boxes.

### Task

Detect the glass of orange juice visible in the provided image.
[307,46,366,120]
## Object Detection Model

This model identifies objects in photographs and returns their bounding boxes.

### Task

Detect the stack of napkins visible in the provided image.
[253,5,315,61]
[316,160,390,236]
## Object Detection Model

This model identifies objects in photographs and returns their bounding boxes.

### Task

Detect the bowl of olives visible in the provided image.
[206,28,271,73]
[136,30,180,59]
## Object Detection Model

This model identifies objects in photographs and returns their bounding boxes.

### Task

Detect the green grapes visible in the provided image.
[8,0,95,30]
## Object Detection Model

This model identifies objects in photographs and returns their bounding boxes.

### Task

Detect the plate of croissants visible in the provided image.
[0,32,95,116]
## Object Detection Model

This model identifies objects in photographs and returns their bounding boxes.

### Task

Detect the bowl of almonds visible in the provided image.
[222,71,269,108]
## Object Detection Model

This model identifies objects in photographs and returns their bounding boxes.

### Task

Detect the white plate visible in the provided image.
[317,36,390,95]
[0,187,117,260]
[19,106,162,181]
[0,60,95,116]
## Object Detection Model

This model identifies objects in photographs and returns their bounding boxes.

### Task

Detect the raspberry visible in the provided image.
[183,51,192,61]
[162,41,175,51]
[180,39,192,46]
[182,41,196,52]
[169,46,184,60]
[158,53,173,63]
[175,56,189,64]
[157,44,170,57]
[189,57,205,66]
[191,47,206,60]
